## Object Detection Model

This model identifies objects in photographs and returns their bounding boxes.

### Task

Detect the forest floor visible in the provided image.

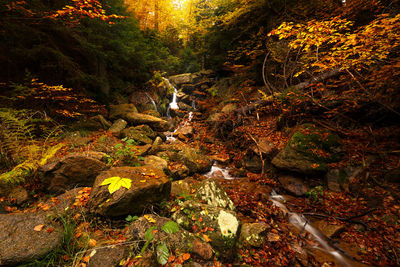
[1,83,400,267]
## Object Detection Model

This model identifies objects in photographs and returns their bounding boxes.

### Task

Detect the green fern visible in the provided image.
[0,109,64,185]
[0,109,35,164]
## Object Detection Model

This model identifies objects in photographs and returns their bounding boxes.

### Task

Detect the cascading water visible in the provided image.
[269,190,353,267]
[202,162,354,266]
[145,92,158,112]
[205,162,235,180]
[163,78,179,118]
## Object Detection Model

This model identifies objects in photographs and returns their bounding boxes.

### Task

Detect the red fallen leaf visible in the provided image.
[4,206,13,212]
[46,227,54,233]
[62,254,70,261]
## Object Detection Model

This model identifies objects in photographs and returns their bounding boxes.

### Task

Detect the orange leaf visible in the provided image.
[46,227,54,233]
[88,239,96,247]
[34,224,45,231]
[182,253,191,261]
[202,234,211,242]
[75,232,82,238]
[82,255,90,262]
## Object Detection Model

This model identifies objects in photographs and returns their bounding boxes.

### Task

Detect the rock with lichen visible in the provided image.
[172,200,240,260]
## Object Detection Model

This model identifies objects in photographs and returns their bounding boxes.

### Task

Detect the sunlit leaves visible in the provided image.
[268,14,400,74]
[100,176,132,194]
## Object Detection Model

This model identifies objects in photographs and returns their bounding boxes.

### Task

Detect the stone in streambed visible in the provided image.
[40,153,108,194]
[124,112,169,131]
[109,103,138,120]
[278,175,309,196]
[88,166,170,216]
[272,124,342,175]
[172,200,240,260]
[108,118,127,134]
[0,212,63,266]
[239,222,270,247]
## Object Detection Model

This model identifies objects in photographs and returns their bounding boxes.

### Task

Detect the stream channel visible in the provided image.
[164,77,357,266]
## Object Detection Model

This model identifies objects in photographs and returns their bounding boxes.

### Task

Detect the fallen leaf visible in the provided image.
[202,234,211,242]
[144,214,156,223]
[46,227,54,233]
[182,253,191,261]
[82,255,90,262]
[88,239,96,247]
[34,224,45,231]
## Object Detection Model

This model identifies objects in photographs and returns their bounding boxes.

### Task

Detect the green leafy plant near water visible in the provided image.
[141,221,180,265]
[112,138,143,166]
[306,186,324,203]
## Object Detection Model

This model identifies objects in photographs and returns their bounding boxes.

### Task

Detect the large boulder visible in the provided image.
[124,112,169,131]
[272,124,342,175]
[144,155,168,172]
[109,103,138,120]
[88,166,171,216]
[0,212,63,266]
[40,153,108,193]
[194,179,235,211]
[87,245,129,267]
[172,200,240,260]
[168,73,193,86]
[120,127,153,145]
[173,146,213,174]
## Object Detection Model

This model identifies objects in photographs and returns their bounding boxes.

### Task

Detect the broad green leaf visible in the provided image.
[145,226,156,242]
[100,176,132,194]
[161,221,179,234]
[156,242,169,265]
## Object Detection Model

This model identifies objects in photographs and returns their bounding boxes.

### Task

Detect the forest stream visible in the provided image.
[1,0,400,266]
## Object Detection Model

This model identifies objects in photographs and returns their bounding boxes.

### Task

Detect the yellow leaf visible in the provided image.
[100,177,132,194]
[144,214,156,223]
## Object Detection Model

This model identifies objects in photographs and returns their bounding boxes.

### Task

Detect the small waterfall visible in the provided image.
[205,162,235,180]
[191,100,196,110]
[163,78,179,118]
[145,92,158,112]
[270,191,352,267]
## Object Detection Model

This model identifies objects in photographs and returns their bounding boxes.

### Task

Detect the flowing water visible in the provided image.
[205,162,235,180]
[270,191,353,267]
[163,78,179,118]
[145,92,158,112]
[204,162,353,267]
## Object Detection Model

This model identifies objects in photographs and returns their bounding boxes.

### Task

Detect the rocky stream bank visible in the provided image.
[0,71,399,266]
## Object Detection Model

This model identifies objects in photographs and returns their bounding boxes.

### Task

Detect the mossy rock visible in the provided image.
[172,200,240,261]
[272,124,343,174]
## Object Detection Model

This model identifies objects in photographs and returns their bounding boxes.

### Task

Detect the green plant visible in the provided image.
[125,215,139,226]
[306,186,324,203]
[113,138,140,165]
[139,221,180,264]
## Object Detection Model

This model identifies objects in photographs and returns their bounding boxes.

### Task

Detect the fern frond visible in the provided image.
[0,161,37,185]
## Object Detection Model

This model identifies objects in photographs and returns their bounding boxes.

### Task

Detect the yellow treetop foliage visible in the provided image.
[268,14,400,76]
